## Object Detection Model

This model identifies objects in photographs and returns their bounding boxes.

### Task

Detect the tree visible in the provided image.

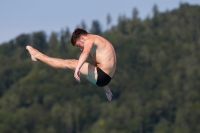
[152,4,159,27]
[59,28,70,53]
[117,14,128,34]
[132,7,139,20]
[153,4,159,17]
[60,27,71,43]
[49,32,58,47]
[32,31,47,52]
[16,34,31,47]
[106,13,112,29]
[90,20,102,34]
[80,20,87,30]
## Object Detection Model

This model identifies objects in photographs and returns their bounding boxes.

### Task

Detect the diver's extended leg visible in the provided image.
[26,45,97,84]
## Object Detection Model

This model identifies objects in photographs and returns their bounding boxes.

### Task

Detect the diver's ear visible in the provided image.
[80,37,85,43]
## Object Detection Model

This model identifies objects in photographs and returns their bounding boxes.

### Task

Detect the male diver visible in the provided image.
[26,28,116,101]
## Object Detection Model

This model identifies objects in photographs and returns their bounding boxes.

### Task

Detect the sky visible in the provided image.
[0,0,200,44]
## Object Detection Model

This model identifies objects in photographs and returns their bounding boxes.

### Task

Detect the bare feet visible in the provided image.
[104,86,113,101]
[26,45,38,61]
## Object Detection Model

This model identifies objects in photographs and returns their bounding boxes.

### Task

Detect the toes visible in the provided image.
[26,45,31,50]
[31,55,37,61]
[105,92,112,101]
[26,45,37,61]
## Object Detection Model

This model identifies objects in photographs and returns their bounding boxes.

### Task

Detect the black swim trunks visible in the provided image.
[96,67,112,87]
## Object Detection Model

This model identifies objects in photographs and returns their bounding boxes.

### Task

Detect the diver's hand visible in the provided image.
[74,68,81,82]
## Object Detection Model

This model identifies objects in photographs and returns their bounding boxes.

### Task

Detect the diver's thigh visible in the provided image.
[79,62,97,84]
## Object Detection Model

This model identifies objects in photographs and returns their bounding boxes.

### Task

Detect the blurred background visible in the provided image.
[0,0,200,133]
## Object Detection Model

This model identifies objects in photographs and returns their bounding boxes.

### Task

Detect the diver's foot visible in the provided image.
[26,45,38,61]
[104,86,113,101]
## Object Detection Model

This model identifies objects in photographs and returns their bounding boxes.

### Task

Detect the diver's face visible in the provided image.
[75,38,84,50]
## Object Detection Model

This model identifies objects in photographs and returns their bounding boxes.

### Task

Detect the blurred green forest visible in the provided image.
[0,3,200,133]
